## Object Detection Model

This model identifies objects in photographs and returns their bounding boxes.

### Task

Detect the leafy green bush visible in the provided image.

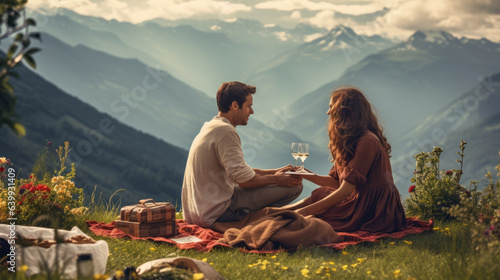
[405,141,468,220]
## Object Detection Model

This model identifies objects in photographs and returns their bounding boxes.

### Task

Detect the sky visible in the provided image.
[28,0,500,42]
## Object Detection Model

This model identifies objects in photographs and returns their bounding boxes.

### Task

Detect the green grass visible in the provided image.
[74,206,499,280]
[3,203,499,279]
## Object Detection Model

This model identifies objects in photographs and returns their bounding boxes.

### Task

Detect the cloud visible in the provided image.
[255,0,385,15]
[28,0,252,23]
[307,10,337,29]
[290,10,302,19]
[375,0,500,40]
[299,0,500,42]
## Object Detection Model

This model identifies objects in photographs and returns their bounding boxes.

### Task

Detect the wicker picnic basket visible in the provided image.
[114,219,177,238]
[120,198,175,223]
[115,199,177,238]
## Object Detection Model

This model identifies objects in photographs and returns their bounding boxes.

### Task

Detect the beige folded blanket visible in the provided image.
[212,208,341,251]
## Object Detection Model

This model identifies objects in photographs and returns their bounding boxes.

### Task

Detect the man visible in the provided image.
[182,81,303,228]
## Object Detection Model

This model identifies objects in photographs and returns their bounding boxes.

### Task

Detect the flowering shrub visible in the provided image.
[404,141,468,220]
[447,162,500,253]
[0,142,86,228]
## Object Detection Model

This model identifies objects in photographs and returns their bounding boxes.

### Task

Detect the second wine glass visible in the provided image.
[298,143,309,168]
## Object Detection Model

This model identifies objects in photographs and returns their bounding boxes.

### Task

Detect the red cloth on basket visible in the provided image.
[86,217,433,253]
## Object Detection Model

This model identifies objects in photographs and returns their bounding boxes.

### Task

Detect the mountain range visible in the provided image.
[0,53,188,206]
[287,30,500,145]
[32,8,306,95]
[244,25,395,118]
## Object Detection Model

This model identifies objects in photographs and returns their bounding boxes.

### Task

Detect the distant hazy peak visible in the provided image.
[409,30,458,44]
[400,30,500,54]
[327,25,356,37]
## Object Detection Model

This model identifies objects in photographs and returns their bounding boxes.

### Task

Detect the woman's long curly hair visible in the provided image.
[328,87,391,167]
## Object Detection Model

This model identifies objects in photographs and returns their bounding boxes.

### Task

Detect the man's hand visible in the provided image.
[274,164,296,175]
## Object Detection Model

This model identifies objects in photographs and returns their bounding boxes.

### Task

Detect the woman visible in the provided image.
[282,87,407,233]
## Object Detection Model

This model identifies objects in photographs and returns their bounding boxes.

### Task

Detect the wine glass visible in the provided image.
[291,143,300,167]
[298,143,309,168]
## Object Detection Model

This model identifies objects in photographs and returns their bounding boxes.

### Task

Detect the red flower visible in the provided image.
[446,170,453,175]
[29,174,33,178]
[465,191,471,196]
[21,182,34,190]
[409,185,416,193]
[0,167,4,172]
[30,184,50,193]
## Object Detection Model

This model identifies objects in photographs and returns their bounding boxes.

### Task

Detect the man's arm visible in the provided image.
[253,164,294,176]
[238,173,302,189]
[253,168,276,176]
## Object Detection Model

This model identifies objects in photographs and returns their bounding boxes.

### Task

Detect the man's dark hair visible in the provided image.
[216,81,256,113]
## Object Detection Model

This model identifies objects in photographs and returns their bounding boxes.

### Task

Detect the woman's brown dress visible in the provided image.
[311,132,407,233]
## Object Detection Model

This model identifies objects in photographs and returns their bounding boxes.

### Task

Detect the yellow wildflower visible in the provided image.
[149,247,156,251]
[394,269,402,278]
[193,273,204,280]
[434,227,440,230]
[351,263,358,268]
[301,268,309,276]
[248,264,254,268]
[51,176,63,183]
[64,206,70,211]
[403,241,412,245]
[94,274,109,280]
[367,271,372,274]
[342,251,348,255]
[281,266,288,270]
[389,242,395,245]
[202,258,207,262]
[63,180,75,188]
[115,271,124,277]
[445,228,450,231]
[260,264,266,270]
[331,268,337,271]
[20,265,28,272]
[271,255,277,259]
[357,258,366,263]
[210,263,213,265]
[329,262,334,265]
[274,263,280,266]
[342,265,348,270]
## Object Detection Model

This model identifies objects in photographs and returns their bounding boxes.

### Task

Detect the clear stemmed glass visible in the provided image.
[298,143,309,168]
[291,143,300,167]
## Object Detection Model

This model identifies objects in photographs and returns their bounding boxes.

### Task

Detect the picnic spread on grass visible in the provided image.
[87,199,434,253]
